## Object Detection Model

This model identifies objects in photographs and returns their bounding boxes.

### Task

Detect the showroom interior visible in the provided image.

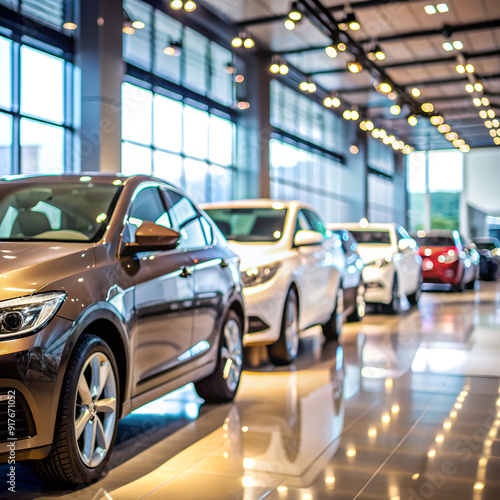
[1,0,500,498]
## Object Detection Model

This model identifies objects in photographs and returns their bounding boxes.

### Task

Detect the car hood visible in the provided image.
[227,241,288,271]
[356,244,395,264]
[0,241,93,301]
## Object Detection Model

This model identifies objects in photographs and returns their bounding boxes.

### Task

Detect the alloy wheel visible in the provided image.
[221,318,243,392]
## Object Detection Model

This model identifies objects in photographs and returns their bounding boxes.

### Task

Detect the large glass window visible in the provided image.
[0,35,73,175]
[121,82,235,204]
[367,174,394,223]
[123,0,234,107]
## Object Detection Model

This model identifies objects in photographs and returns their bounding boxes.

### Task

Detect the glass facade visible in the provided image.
[0,36,73,175]
[269,80,351,223]
[407,150,463,232]
[367,137,396,222]
[122,82,235,204]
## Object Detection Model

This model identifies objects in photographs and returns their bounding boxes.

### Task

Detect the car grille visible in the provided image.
[0,389,36,443]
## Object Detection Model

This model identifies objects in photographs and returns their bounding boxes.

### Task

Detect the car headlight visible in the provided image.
[0,291,67,338]
[437,250,459,264]
[241,262,281,288]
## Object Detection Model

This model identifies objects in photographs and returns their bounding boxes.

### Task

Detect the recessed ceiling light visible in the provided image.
[442,42,453,51]
[424,5,437,14]
[437,3,449,13]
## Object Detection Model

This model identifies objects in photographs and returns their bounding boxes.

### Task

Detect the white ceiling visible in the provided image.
[201,0,500,150]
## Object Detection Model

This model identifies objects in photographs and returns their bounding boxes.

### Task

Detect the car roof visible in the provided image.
[328,222,397,231]
[201,199,316,212]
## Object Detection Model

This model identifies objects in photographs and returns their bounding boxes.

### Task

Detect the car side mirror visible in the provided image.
[294,229,324,247]
[122,221,181,256]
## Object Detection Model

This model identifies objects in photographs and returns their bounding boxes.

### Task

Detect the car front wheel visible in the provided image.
[32,334,120,485]
[195,309,243,403]
[267,288,299,365]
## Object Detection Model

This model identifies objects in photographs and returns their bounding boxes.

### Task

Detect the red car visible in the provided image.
[414,230,479,292]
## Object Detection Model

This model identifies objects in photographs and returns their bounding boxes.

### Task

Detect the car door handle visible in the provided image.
[180,267,192,278]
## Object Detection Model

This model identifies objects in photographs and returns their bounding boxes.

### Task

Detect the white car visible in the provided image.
[202,200,344,365]
[338,222,422,313]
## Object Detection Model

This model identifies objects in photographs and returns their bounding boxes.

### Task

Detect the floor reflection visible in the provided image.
[4,282,500,499]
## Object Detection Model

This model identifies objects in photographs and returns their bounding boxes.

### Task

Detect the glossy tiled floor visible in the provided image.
[5,282,500,499]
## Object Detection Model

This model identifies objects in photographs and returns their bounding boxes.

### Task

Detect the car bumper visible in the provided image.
[0,316,74,462]
[422,260,460,285]
[241,279,287,346]
[362,263,394,304]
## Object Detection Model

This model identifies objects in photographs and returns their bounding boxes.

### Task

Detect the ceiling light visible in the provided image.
[343,110,352,120]
[243,37,255,49]
[387,92,398,100]
[437,3,449,12]
[332,97,341,107]
[494,137,500,145]
[430,115,444,125]
[388,135,395,144]
[132,20,145,29]
[411,88,421,97]
[479,110,487,119]
[377,82,392,93]
[408,115,418,126]
[453,139,465,147]
[490,129,497,137]
[446,132,458,141]
[348,61,363,73]
[485,120,493,128]
[422,102,434,113]
[493,119,499,128]
[232,37,243,48]
[383,135,391,144]
[343,12,360,31]
[338,42,347,51]
[482,97,490,106]
[122,12,135,35]
[372,129,380,138]
[184,1,197,11]
[390,104,401,115]
[324,97,332,107]
[270,63,280,73]
[424,5,437,14]
[237,101,250,110]
[473,98,481,106]
[460,144,470,152]
[299,81,309,91]
[453,40,463,50]
[488,109,496,118]
[403,145,412,154]
[63,21,77,30]
[365,121,374,130]
[284,19,296,30]
[279,64,288,74]
[465,84,474,93]
[62,0,77,30]
[475,82,483,92]
[438,124,451,133]
[350,145,359,154]
[456,64,465,74]
[163,40,182,56]
[442,42,453,51]
[308,82,317,92]
[379,129,387,138]
[235,74,244,83]
[466,64,474,73]
[351,109,359,120]
[288,2,302,21]
[325,46,338,58]
[359,121,367,130]
[368,45,385,61]
[170,0,183,9]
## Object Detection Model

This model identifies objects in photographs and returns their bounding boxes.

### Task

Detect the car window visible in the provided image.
[200,215,214,245]
[129,187,172,228]
[164,189,207,250]
[295,210,312,234]
[350,230,391,245]
[303,209,327,236]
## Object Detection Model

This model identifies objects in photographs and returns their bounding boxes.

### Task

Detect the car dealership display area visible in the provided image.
[3,282,500,498]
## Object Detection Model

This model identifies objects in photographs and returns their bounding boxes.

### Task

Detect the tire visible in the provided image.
[465,279,475,290]
[267,288,299,366]
[384,275,400,314]
[451,273,465,293]
[346,282,365,323]
[195,310,243,403]
[322,286,344,342]
[407,273,422,305]
[32,335,120,486]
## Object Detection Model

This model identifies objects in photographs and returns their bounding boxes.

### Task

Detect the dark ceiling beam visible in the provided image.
[306,49,500,76]
[333,72,500,93]
[280,19,500,54]
[235,0,422,28]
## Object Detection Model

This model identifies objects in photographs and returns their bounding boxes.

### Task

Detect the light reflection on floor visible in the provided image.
[5,281,500,499]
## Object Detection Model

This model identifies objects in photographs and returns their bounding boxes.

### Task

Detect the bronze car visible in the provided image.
[0,174,245,485]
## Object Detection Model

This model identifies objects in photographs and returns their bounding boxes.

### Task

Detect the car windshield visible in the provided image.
[350,230,391,245]
[415,236,455,247]
[205,207,287,243]
[0,181,122,242]
[475,242,496,251]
